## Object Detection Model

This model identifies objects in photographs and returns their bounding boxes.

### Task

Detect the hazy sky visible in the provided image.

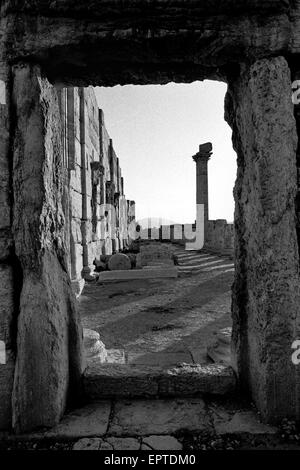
[95,80,237,225]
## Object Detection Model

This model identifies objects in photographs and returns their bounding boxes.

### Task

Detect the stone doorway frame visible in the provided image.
[1,0,300,432]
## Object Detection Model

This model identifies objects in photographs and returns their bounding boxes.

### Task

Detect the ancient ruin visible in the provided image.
[1,0,300,438]
[59,86,135,296]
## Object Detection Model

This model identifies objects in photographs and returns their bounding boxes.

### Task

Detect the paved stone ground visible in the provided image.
[2,397,300,451]
[79,247,234,366]
[1,249,300,450]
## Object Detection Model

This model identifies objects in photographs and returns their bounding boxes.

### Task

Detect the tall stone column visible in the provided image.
[192,142,212,243]
[11,64,84,432]
[0,60,15,431]
[226,56,300,422]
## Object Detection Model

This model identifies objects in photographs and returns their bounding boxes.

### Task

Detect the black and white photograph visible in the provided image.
[1,0,300,460]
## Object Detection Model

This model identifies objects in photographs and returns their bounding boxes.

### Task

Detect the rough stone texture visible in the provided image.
[2,1,299,86]
[207,340,231,366]
[158,364,236,397]
[106,437,140,450]
[143,435,183,450]
[73,437,102,450]
[84,364,159,398]
[109,399,210,436]
[11,64,84,432]
[206,220,234,256]
[0,58,15,430]
[45,403,111,438]
[140,243,174,267]
[213,411,277,435]
[64,87,132,283]
[71,278,85,298]
[0,64,11,234]
[83,363,236,399]
[225,56,300,422]
[83,329,107,362]
[108,253,131,271]
[72,436,140,450]
[0,264,15,430]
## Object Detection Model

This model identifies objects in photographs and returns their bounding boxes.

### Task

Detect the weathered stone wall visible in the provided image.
[225,56,300,422]
[156,221,234,256]
[0,54,15,430]
[60,87,132,288]
[2,0,297,86]
[11,64,84,432]
[206,220,234,256]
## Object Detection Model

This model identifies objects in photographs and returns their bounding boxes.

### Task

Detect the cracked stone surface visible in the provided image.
[108,399,210,436]
[45,403,111,438]
[106,437,140,450]
[73,438,103,450]
[143,435,182,450]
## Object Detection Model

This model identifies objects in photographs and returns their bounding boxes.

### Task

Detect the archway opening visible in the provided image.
[65,81,238,370]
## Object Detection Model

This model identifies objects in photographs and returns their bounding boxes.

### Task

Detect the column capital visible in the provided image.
[192,142,213,163]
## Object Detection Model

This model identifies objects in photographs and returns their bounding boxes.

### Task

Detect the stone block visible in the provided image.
[105,437,140,450]
[0,264,14,346]
[71,218,82,244]
[0,352,14,430]
[69,165,82,194]
[70,190,82,219]
[84,364,159,399]
[158,364,236,397]
[140,243,174,267]
[83,363,236,400]
[45,402,111,438]
[109,399,210,436]
[0,75,11,232]
[143,435,182,450]
[71,243,83,279]
[74,138,81,166]
[0,257,15,432]
[71,278,85,298]
[83,328,107,362]
[73,438,102,450]
[108,253,131,271]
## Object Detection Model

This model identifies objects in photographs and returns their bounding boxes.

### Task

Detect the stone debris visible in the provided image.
[108,253,132,271]
[105,349,127,364]
[83,328,107,362]
[207,327,232,365]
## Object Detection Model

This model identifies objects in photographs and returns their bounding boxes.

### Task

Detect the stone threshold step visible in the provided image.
[83,363,236,400]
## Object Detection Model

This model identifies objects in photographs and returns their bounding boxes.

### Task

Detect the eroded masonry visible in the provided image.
[59,87,135,297]
[1,0,300,433]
